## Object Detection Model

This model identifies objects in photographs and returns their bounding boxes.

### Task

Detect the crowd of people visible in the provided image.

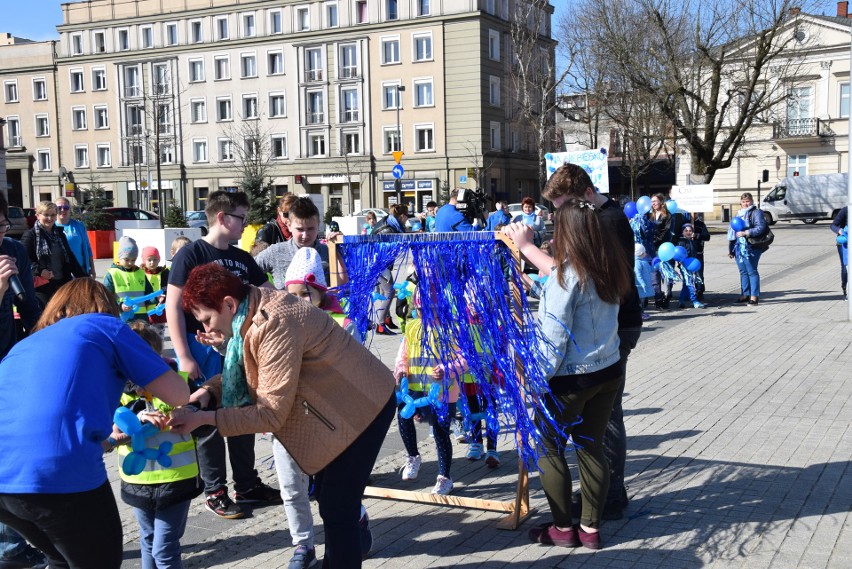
[0,168,846,568]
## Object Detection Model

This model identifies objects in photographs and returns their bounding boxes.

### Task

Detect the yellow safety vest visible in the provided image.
[109,267,148,317]
[145,270,163,293]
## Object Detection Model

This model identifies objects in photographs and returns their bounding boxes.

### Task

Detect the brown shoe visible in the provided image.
[528,523,581,547]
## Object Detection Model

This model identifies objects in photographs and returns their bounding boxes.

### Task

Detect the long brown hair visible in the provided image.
[551,198,632,304]
[32,278,120,332]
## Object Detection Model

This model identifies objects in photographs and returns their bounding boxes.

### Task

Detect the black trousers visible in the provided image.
[0,481,122,569]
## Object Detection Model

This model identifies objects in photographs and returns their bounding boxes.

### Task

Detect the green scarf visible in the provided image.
[221,296,251,408]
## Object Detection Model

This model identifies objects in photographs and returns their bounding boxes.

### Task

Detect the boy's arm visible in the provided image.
[166,282,201,379]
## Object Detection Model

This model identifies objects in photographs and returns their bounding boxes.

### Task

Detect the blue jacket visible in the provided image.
[634,258,654,299]
[831,206,848,237]
[727,205,767,255]
[539,264,621,377]
[435,204,476,232]
[485,210,511,231]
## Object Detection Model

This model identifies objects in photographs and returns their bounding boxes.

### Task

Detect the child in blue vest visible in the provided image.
[106,320,200,569]
[103,236,153,322]
[676,224,706,309]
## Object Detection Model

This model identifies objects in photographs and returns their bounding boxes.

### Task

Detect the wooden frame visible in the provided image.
[328,232,533,530]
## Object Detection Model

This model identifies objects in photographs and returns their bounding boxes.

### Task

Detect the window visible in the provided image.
[382,83,402,109]
[153,63,170,95]
[123,66,139,96]
[190,99,207,123]
[490,121,501,150]
[92,68,107,91]
[787,154,807,177]
[245,138,259,160]
[297,7,310,31]
[489,76,501,106]
[190,20,203,43]
[96,144,111,167]
[786,86,812,135]
[269,10,282,34]
[37,149,51,171]
[242,95,259,119]
[128,142,144,165]
[6,117,21,147]
[381,37,400,64]
[417,0,430,16]
[306,91,324,124]
[413,34,432,61]
[160,143,174,164]
[157,104,172,134]
[342,131,360,154]
[325,2,339,28]
[355,0,368,23]
[415,124,434,151]
[117,29,129,51]
[219,138,235,161]
[217,97,232,121]
[35,114,49,137]
[489,30,500,60]
[70,70,84,93]
[74,145,89,168]
[242,13,256,37]
[241,54,257,78]
[268,50,284,75]
[414,79,433,107]
[71,33,83,55]
[387,0,398,21]
[305,47,323,81]
[271,135,288,158]
[383,126,401,153]
[339,44,357,78]
[841,83,850,119]
[94,105,109,129]
[308,132,326,156]
[32,78,47,101]
[126,105,144,134]
[193,139,208,163]
[269,93,286,117]
[4,81,18,103]
[141,26,153,48]
[214,56,230,80]
[93,31,106,53]
[341,88,359,122]
[216,16,229,40]
[165,23,178,45]
[72,107,87,130]
[189,59,205,82]
[486,0,496,15]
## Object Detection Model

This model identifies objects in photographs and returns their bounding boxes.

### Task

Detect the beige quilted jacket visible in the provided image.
[204,287,395,475]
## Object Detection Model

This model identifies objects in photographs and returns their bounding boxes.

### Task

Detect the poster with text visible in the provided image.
[545,149,609,194]
[669,184,714,213]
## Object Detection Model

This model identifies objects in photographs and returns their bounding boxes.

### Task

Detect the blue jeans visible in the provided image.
[133,500,191,569]
[0,521,27,559]
[838,245,848,290]
[736,249,763,298]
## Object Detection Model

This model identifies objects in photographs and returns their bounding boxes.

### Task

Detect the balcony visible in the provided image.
[339,66,358,79]
[773,118,834,140]
[305,69,324,82]
[124,85,141,98]
[341,110,360,123]
[8,135,22,148]
[307,111,325,125]
[152,83,170,96]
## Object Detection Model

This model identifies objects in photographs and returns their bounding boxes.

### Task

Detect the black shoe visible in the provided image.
[375,324,396,336]
[748,298,759,306]
[383,317,399,330]
[359,508,373,560]
[234,478,284,506]
[205,489,244,519]
[0,545,48,569]
[735,296,749,303]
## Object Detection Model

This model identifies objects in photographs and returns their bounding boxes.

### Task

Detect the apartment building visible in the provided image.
[1,0,550,216]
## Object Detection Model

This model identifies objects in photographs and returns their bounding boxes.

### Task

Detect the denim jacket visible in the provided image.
[539,263,621,377]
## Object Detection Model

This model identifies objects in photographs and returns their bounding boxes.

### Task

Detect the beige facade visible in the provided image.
[2,0,548,217]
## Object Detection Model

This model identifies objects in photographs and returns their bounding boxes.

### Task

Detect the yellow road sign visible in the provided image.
[392,151,404,164]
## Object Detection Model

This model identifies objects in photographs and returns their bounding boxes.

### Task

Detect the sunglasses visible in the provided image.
[57,205,71,211]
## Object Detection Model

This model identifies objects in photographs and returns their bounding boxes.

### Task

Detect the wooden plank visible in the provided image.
[362,486,516,513]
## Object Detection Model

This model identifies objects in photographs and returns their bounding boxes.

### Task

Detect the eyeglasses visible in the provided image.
[40,213,57,218]
[0,222,11,232]
[224,212,248,227]
[57,205,71,211]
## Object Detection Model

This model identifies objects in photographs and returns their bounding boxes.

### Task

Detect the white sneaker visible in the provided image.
[401,455,421,481]
[432,475,453,495]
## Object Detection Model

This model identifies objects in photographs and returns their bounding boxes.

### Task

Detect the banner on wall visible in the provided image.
[545,148,609,193]
[669,184,714,213]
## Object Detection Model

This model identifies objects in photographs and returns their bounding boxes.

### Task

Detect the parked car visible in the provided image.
[185,210,209,235]
[22,208,36,228]
[5,206,29,239]
[352,208,389,221]
[83,207,159,230]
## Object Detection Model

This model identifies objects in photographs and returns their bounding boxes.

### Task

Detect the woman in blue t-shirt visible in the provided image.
[0,278,190,569]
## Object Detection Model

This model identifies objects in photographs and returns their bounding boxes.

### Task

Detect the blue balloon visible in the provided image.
[673,246,688,262]
[636,196,652,215]
[623,201,638,219]
[838,235,848,245]
[666,200,678,213]
[657,242,675,262]
[651,257,662,269]
[684,257,701,272]
[410,221,422,232]
[731,217,746,232]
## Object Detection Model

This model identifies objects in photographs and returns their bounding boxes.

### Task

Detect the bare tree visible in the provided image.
[575,0,809,183]
[462,139,498,192]
[510,0,570,191]
[335,138,369,215]
[220,116,276,224]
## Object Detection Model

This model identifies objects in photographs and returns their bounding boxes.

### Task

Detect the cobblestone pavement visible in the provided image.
[97,221,851,568]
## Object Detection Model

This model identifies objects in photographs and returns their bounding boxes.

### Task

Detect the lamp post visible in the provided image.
[395,85,405,205]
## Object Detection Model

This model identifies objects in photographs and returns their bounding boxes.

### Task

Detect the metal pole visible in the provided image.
[847,32,852,320]
[396,85,405,206]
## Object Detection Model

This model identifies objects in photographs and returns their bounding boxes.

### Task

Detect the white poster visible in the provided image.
[669,184,714,213]
[545,148,610,193]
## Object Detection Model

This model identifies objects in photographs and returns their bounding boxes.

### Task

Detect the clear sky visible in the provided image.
[5,1,570,42]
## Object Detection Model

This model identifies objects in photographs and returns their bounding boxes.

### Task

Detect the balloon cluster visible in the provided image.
[396,377,442,420]
[657,242,701,272]
[625,196,685,219]
[113,407,173,476]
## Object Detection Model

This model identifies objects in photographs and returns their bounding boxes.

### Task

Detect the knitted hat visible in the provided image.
[634,243,646,257]
[141,246,160,261]
[682,223,694,232]
[284,248,327,291]
[117,236,139,260]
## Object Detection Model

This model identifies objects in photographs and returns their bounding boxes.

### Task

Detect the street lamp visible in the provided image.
[395,85,405,205]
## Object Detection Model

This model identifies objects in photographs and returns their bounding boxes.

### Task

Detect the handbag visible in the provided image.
[747,227,774,249]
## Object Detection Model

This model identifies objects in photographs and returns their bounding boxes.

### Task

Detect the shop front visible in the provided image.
[381,179,435,214]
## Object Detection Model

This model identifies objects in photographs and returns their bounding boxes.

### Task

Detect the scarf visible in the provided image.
[33,222,69,264]
[386,214,404,233]
[221,296,252,408]
[521,213,537,226]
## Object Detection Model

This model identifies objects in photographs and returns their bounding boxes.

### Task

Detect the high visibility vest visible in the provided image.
[145,270,163,293]
[109,267,148,317]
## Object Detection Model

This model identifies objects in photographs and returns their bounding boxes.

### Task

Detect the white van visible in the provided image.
[761,173,849,225]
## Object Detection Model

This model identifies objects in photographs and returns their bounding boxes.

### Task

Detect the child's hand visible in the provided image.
[120,303,133,312]
[432,365,445,380]
[139,410,168,431]
[393,369,405,383]
[157,295,166,304]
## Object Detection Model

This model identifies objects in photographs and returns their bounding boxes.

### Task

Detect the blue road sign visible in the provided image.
[392,164,405,179]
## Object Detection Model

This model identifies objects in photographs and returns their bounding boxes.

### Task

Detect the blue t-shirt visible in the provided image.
[57,218,93,274]
[0,313,170,493]
[434,204,476,232]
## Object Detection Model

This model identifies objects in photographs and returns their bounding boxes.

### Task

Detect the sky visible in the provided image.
[6,1,570,42]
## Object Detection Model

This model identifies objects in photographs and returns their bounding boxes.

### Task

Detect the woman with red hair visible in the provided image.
[169,262,395,568]
[511,197,547,246]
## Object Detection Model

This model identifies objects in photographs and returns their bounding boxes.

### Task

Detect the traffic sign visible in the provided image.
[392,151,404,164]
[392,164,405,179]
[459,175,468,184]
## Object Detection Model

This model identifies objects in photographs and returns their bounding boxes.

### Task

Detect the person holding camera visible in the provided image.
[435,192,480,232]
